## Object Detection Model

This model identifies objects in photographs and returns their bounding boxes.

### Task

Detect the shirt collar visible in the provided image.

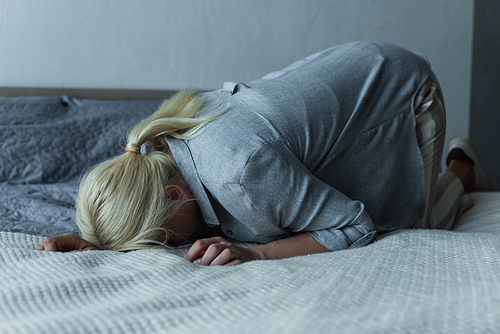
[165,138,220,227]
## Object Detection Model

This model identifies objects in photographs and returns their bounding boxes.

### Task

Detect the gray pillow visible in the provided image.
[0,96,161,183]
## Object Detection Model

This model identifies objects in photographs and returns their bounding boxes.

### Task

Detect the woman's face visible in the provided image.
[165,199,202,246]
[160,143,203,246]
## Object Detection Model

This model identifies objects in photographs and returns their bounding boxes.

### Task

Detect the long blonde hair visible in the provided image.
[76,91,217,251]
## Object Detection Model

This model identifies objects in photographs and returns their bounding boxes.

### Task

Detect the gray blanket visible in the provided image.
[0,96,161,236]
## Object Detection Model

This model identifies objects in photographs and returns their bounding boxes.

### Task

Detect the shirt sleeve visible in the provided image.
[219,140,377,252]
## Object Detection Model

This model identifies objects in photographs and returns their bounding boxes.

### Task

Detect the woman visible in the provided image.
[37,41,492,265]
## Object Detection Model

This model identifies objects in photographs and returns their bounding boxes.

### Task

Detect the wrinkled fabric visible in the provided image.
[0,96,161,235]
[167,41,431,251]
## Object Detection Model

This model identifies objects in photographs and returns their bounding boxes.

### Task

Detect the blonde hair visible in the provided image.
[76,91,218,251]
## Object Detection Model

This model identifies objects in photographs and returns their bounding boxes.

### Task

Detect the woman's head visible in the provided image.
[75,91,217,251]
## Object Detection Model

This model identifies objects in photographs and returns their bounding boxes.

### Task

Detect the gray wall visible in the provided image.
[0,0,476,169]
[470,0,500,190]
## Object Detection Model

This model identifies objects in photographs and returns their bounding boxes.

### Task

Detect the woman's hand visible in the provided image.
[37,233,99,252]
[185,236,264,266]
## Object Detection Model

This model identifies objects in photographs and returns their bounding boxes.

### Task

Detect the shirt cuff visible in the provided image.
[307,209,377,252]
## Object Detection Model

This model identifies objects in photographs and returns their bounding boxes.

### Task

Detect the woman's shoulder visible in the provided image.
[190,135,285,186]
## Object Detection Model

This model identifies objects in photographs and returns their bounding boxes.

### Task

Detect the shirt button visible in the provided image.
[226,230,233,236]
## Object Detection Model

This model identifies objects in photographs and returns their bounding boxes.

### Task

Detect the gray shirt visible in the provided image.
[167,41,431,252]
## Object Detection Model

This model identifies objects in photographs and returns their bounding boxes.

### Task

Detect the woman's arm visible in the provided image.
[184,233,329,266]
[252,233,329,259]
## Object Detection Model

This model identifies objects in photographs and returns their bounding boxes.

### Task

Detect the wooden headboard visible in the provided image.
[0,87,179,100]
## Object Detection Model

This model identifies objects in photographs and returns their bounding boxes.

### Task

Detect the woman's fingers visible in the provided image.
[37,233,98,252]
[38,234,70,252]
[206,247,242,266]
[185,237,261,266]
[184,237,228,262]
[200,244,233,266]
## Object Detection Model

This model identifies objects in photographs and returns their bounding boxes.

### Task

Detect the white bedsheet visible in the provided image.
[1,192,499,334]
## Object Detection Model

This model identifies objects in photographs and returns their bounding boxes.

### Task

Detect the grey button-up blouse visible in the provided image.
[166,41,431,252]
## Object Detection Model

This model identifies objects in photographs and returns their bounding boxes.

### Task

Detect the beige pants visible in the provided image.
[412,72,472,230]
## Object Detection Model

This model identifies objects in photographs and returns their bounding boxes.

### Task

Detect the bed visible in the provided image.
[1,89,499,334]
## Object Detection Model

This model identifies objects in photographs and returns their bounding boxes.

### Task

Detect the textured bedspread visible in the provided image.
[1,193,500,334]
